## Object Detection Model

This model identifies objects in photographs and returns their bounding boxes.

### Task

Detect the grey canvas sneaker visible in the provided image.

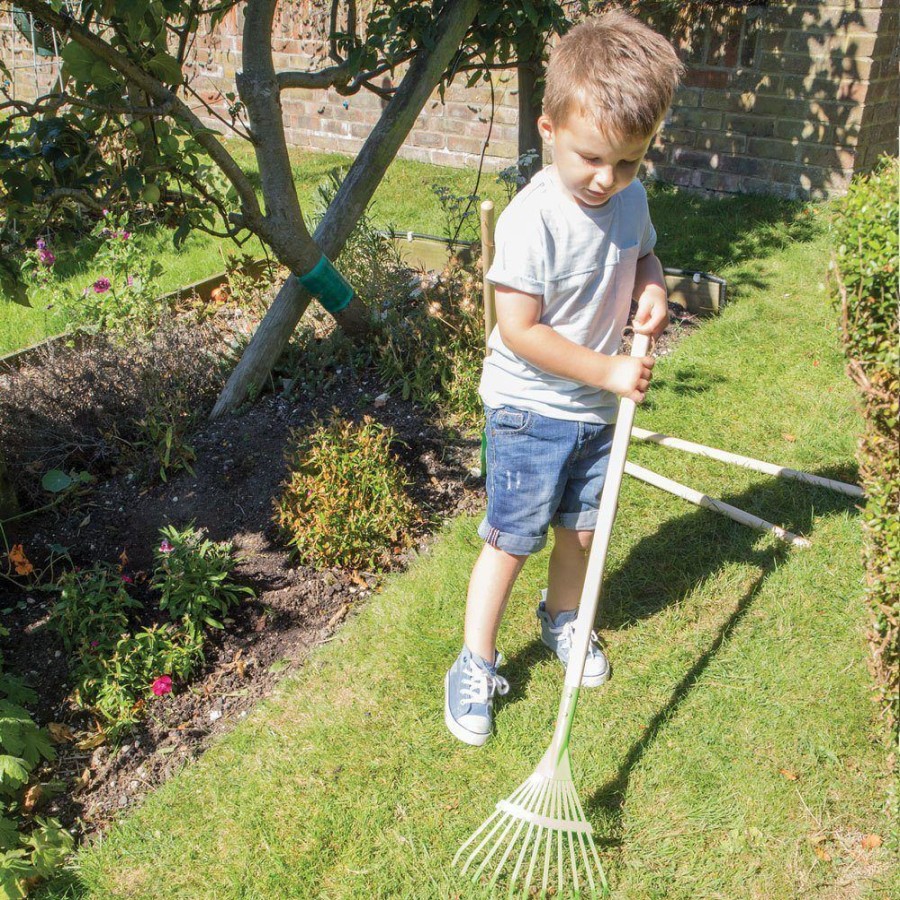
[444,646,509,746]
[536,589,610,687]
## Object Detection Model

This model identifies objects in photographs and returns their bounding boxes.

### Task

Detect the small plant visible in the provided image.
[431,184,481,245]
[0,629,73,896]
[72,624,204,739]
[151,524,252,635]
[275,415,418,570]
[135,402,197,484]
[497,149,541,203]
[48,562,142,654]
[65,211,164,334]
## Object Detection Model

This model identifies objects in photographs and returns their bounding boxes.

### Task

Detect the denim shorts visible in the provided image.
[477,405,615,555]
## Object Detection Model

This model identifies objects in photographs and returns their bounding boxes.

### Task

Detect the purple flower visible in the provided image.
[93,278,111,294]
[36,238,46,250]
[39,249,55,267]
[159,539,174,554]
[120,231,132,241]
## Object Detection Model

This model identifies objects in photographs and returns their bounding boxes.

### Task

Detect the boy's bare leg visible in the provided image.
[464,543,528,662]
[544,525,593,620]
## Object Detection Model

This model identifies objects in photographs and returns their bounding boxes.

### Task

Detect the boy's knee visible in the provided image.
[554,526,593,552]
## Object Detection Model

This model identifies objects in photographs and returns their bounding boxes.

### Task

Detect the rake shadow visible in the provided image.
[576,468,861,842]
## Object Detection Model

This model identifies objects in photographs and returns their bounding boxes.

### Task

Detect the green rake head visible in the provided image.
[453,746,609,898]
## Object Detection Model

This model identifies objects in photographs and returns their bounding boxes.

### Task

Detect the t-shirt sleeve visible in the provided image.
[486,206,545,296]
[639,199,657,258]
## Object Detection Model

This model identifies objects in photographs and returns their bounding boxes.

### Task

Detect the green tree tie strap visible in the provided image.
[296,255,354,313]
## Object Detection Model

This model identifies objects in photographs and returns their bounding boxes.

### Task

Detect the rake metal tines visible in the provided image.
[453,750,609,899]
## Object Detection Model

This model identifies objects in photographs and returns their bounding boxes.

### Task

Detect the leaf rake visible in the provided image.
[454,333,651,899]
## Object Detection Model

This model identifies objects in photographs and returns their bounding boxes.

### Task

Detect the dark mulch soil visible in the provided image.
[0,304,695,848]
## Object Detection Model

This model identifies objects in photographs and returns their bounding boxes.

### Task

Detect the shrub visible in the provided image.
[372,257,485,426]
[275,415,418,570]
[0,630,73,896]
[48,563,142,654]
[151,524,253,636]
[829,155,899,744]
[72,624,204,740]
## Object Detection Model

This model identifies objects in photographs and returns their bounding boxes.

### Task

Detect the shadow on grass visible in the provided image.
[572,468,860,845]
[498,463,860,717]
[648,186,821,296]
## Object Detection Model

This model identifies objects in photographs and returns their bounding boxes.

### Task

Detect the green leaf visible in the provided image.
[1,171,33,206]
[41,470,73,493]
[0,258,29,307]
[0,816,17,852]
[61,41,97,81]
[147,52,183,86]
[0,756,29,790]
[123,165,143,198]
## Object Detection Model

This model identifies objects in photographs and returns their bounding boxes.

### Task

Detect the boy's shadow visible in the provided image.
[498,465,861,826]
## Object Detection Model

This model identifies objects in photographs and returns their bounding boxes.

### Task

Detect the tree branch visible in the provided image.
[211,0,481,418]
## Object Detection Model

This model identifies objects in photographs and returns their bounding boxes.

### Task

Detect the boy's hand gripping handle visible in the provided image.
[563,333,651,689]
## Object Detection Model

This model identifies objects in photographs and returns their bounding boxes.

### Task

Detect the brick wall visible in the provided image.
[2,1,897,199]
[647,0,900,198]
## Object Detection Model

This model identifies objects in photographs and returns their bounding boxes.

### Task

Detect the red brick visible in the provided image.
[684,70,730,90]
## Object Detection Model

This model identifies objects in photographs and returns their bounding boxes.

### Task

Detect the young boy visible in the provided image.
[445,10,684,746]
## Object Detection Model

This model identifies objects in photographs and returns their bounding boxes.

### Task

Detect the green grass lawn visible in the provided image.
[42,212,895,897]
[0,145,508,356]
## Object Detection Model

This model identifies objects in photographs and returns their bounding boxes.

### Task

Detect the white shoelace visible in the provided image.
[460,660,509,705]
[558,620,601,657]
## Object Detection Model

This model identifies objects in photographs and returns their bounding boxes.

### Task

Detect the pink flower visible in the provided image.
[39,249,55,266]
[159,539,174,554]
[120,231,131,241]
[90,640,99,648]
[121,574,133,584]
[127,275,134,286]
[93,278,111,294]
[151,675,173,696]
[102,208,109,216]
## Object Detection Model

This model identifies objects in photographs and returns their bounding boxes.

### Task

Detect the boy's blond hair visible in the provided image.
[543,9,684,138]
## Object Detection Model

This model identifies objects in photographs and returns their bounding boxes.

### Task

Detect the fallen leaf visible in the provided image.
[782,434,796,443]
[77,768,91,789]
[119,548,129,567]
[779,768,799,781]
[235,658,247,678]
[75,730,107,750]
[8,544,34,577]
[48,722,76,744]
[350,572,368,588]
[22,784,43,813]
[861,833,882,850]
[814,844,832,862]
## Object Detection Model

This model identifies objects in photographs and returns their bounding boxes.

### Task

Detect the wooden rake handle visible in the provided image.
[564,332,651,690]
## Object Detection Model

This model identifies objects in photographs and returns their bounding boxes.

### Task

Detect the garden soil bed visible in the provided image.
[0,308,695,850]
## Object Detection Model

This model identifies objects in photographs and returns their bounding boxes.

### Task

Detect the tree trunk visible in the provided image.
[516,56,544,187]
[211,0,480,419]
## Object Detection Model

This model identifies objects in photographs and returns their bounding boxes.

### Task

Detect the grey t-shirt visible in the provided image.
[481,167,656,423]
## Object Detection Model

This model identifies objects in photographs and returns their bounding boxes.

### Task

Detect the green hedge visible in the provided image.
[830,155,899,744]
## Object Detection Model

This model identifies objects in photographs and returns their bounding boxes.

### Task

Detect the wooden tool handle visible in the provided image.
[563,331,650,689]
[480,200,496,355]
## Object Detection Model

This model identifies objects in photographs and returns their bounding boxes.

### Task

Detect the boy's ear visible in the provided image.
[537,114,555,145]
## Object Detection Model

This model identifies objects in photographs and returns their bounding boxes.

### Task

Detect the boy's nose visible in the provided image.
[593,166,615,191]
